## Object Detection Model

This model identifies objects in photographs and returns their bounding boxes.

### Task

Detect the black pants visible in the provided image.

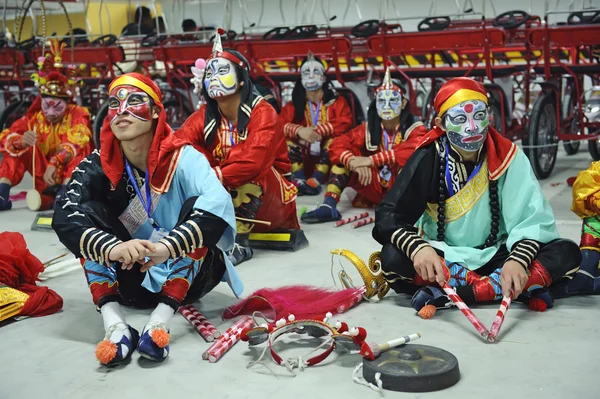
[380,239,581,296]
[83,200,226,310]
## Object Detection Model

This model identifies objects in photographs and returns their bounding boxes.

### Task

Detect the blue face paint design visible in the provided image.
[203,58,238,98]
[376,89,403,120]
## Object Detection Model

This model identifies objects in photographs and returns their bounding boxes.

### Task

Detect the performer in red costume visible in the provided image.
[302,68,427,223]
[0,40,92,211]
[173,31,307,266]
[279,51,353,196]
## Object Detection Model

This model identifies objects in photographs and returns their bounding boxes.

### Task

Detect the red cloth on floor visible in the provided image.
[0,232,63,317]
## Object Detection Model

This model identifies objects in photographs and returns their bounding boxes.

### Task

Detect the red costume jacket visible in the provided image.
[279,95,353,139]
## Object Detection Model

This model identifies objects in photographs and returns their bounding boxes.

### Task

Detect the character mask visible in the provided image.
[41,97,67,122]
[107,85,152,124]
[204,58,239,99]
[376,89,403,120]
[442,100,489,152]
[300,60,325,91]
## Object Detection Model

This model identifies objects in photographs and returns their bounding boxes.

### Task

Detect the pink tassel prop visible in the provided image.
[352,217,374,229]
[487,295,512,343]
[204,316,255,362]
[335,212,369,227]
[440,282,489,338]
[337,285,366,313]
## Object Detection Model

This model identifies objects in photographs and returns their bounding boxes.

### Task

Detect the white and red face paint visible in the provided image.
[442,100,489,152]
[107,85,152,124]
[41,97,67,122]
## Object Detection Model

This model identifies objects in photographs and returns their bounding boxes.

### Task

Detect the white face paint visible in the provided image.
[442,100,489,152]
[204,58,239,99]
[300,60,325,91]
[376,89,403,120]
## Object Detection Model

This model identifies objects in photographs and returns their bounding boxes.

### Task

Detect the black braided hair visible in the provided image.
[436,149,500,248]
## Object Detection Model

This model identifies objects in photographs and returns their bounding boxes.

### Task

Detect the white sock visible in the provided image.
[100,302,132,354]
[147,303,175,329]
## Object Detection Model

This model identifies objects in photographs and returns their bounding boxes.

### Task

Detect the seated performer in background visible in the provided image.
[173,32,306,266]
[0,40,92,211]
[279,52,353,195]
[302,68,427,223]
[52,73,241,366]
[372,77,581,311]
[553,162,600,296]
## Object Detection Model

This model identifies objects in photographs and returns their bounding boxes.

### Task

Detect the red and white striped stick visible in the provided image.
[440,282,490,338]
[337,285,367,313]
[205,316,255,363]
[335,212,369,227]
[352,217,374,229]
[179,306,214,342]
[487,295,512,343]
[185,304,221,339]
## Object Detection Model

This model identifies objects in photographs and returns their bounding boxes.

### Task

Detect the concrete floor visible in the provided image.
[1,145,598,399]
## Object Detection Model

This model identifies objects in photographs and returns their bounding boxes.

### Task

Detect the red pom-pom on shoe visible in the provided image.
[566,176,576,187]
[418,305,436,319]
[95,340,117,364]
[528,297,548,312]
[151,329,171,348]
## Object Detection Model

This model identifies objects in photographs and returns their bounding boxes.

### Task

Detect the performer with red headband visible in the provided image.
[372,77,580,312]
[52,73,242,367]
[279,51,353,196]
[302,68,427,223]
[552,162,600,296]
[173,31,306,266]
[0,40,92,211]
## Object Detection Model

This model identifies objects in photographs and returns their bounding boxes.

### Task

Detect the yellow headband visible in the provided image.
[438,88,488,117]
[109,76,161,103]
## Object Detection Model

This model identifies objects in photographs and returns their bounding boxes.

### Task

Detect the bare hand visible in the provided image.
[43,165,57,186]
[140,242,171,272]
[500,260,528,298]
[21,130,37,147]
[348,156,373,171]
[108,239,157,270]
[297,127,320,143]
[355,166,373,186]
[412,246,447,284]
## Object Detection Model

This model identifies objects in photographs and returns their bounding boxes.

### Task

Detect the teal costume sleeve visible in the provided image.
[501,150,560,250]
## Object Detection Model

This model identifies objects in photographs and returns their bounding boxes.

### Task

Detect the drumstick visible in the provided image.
[235,216,271,226]
[487,295,512,343]
[358,333,421,360]
[440,282,490,338]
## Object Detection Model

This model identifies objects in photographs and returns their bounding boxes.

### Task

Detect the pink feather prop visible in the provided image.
[222,285,365,324]
[195,58,206,70]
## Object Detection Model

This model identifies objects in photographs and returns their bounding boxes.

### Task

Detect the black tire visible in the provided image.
[163,98,194,131]
[563,141,580,154]
[488,96,503,135]
[93,102,109,150]
[589,140,600,160]
[0,100,32,130]
[527,92,558,179]
[561,85,580,155]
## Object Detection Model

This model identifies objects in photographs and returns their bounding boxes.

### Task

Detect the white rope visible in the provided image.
[352,363,384,395]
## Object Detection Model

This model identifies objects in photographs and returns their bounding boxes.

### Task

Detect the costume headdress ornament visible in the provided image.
[30,38,82,99]
[434,77,488,117]
[375,67,402,94]
[207,28,245,68]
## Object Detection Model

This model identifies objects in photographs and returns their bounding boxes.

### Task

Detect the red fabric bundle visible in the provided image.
[222,285,364,323]
[0,232,63,317]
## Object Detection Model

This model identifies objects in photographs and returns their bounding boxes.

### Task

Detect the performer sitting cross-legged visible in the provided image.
[0,40,92,211]
[52,73,241,366]
[302,68,427,223]
[372,77,581,312]
[552,161,600,297]
[279,51,353,196]
[173,33,306,266]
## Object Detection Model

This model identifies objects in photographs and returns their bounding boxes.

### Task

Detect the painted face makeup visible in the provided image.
[204,58,239,98]
[107,85,152,124]
[376,89,403,120]
[443,100,489,152]
[41,97,67,123]
[300,60,325,91]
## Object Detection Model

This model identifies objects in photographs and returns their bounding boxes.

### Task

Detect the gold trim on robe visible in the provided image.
[0,285,29,323]
[426,159,489,223]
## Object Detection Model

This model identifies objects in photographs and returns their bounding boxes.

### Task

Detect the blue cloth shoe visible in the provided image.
[295,178,322,196]
[0,183,12,211]
[137,322,170,362]
[411,285,455,312]
[301,196,341,223]
[95,323,139,366]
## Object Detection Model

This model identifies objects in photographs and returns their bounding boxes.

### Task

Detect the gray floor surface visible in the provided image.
[1,145,598,399]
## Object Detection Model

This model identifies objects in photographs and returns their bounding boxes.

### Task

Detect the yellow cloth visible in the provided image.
[0,285,29,323]
[571,161,600,218]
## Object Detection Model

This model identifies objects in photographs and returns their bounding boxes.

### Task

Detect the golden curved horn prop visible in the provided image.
[330,249,390,300]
